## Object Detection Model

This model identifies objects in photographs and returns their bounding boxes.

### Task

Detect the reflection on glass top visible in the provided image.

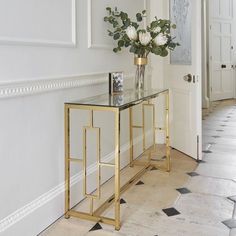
[66,89,168,109]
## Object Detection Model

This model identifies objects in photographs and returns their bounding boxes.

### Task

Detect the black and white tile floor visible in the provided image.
[41,100,236,236]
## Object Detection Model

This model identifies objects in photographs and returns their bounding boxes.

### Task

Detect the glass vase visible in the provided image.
[135,65,146,91]
[134,57,148,91]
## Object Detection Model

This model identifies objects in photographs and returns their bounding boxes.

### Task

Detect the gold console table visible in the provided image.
[64,89,170,230]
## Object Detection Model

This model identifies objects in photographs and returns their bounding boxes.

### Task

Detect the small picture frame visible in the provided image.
[109,72,124,94]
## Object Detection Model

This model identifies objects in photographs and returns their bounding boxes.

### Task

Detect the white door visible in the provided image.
[164,0,202,160]
[209,0,235,101]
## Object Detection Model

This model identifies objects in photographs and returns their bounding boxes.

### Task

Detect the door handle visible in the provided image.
[221,64,226,69]
[183,74,192,83]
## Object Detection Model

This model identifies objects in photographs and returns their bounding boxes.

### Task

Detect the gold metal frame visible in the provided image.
[64,90,170,230]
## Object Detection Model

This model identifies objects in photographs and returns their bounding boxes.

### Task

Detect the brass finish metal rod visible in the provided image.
[132,125,143,129]
[68,210,115,226]
[114,110,121,230]
[99,162,115,168]
[69,158,83,163]
[152,103,156,153]
[83,125,101,199]
[83,127,87,196]
[129,107,134,167]
[97,128,101,198]
[142,103,145,151]
[64,105,70,219]
[90,198,94,215]
[66,104,118,112]
[90,110,94,127]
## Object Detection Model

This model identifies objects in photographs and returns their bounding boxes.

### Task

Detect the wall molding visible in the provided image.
[0,0,77,47]
[0,73,134,99]
[87,0,147,49]
[0,134,147,234]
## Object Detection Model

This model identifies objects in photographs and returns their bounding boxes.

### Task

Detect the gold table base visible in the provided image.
[64,90,170,230]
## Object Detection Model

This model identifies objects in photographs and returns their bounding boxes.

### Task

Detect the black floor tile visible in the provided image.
[227,196,236,203]
[150,167,158,171]
[162,207,180,217]
[176,188,191,194]
[202,150,212,154]
[187,172,199,177]
[89,223,102,231]
[222,219,236,229]
[120,198,126,204]
[198,160,207,163]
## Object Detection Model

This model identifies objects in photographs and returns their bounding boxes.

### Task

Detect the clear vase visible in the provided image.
[134,57,148,91]
[135,65,145,91]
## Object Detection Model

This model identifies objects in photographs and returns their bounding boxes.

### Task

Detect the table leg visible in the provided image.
[64,105,70,219]
[129,107,134,167]
[114,110,121,230]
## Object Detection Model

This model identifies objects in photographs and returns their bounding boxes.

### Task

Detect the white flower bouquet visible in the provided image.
[104,7,179,58]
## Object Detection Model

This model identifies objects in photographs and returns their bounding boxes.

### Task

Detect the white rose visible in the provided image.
[154,26,161,33]
[139,32,152,46]
[126,26,137,41]
[154,33,168,46]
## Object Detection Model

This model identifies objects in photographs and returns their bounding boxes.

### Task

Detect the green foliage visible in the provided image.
[104,7,179,57]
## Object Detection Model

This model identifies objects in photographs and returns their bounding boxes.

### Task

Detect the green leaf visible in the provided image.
[150,21,159,28]
[118,40,124,47]
[136,13,142,22]
[113,21,119,28]
[113,33,120,40]
[132,22,139,29]
[172,24,177,29]
[151,47,162,55]
[125,41,130,47]
[130,45,136,53]
[120,12,128,21]
[113,48,119,53]
[160,49,168,57]
[124,19,131,27]
[142,10,146,15]
[106,7,112,15]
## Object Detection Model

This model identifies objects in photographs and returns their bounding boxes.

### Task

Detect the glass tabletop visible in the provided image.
[65,89,168,110]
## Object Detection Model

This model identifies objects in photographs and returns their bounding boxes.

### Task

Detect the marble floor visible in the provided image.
[40,100,236,236]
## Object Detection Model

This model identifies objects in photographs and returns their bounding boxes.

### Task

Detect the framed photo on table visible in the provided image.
[109,72,124,94]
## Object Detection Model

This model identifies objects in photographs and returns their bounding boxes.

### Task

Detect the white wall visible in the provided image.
[0,1,152,235]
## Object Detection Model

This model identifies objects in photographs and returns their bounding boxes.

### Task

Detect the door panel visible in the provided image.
[165,0,202,160]
[213,0,220,18]
[209,0,235,101]
[209,0,234,101]
[212,70,221,95]
[222,38,231,61]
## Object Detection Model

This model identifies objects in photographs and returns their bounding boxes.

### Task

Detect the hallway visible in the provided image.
[41,100,236,236]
